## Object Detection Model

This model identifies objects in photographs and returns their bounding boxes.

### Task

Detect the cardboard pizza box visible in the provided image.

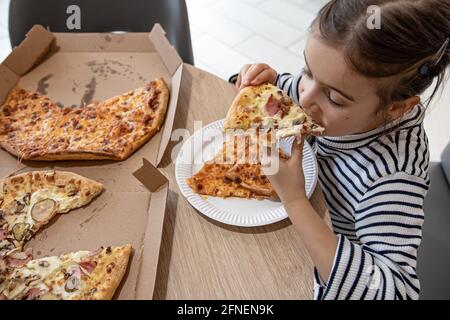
[0,24,182,299]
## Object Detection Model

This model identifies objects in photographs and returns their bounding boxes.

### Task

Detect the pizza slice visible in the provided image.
[0,245,131,300]
[187,133,286,200]
[0,78,169,161]
[0,170,103,265]
[187,162,257,199]
[224,83,324,139]
[225,163,275,197]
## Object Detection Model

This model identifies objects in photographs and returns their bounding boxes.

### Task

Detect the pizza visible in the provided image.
[0,170,132,300]
[187,133,286,199]
[225,163,274,197]
[0,170,103,257]
[224,83,324,139]
[0,245,131,300]
[187,162,257,199]
[0,78,169,161]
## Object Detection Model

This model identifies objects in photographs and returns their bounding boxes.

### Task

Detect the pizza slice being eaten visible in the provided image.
[224,83,324,139]
[0,245,132,300]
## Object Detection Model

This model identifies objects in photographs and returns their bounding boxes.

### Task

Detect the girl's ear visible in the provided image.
[387,96,421,120]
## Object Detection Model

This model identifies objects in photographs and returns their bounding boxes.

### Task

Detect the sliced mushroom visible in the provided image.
[12,223,30,241]
[7,251,28,260]
[24,275,41,286]
[31,199,57,223]
[6,279,27,299]
[24,229,34,241]
[67,189,79,197]
[0,210,5,226]
[0,240,14,257]
[64,275,81,292]
[22,193,31,206]
[9,201,25,215]
[38,260,50,268]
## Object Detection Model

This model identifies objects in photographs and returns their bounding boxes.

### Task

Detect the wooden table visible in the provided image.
[154,64,330,300]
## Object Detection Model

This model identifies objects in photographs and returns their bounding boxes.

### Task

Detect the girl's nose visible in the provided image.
[299,82,320,114]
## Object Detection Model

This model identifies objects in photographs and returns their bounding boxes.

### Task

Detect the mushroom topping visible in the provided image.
[64,275,81,292]
[9,201,25,215]
[66,183,80,197]
[22,193,31,206]
[12,223,30,241]
[31,199,57,223]
[6,279,27,299]
[0,210,5,227]
[24,275,41,287]
[7,251,28,260]
[0,240,14,257]
[38,260,50,268]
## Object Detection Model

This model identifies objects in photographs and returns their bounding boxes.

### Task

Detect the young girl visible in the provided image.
[233,0,449,299]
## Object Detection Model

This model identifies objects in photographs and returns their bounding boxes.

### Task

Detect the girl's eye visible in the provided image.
[302,67,346,107]
[326,91,345,107]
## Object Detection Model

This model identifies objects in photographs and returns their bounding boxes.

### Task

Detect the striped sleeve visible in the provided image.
[318,172,428,300]
[275,72,302,104]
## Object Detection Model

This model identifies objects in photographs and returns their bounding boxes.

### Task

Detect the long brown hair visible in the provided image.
[313,0,450,111]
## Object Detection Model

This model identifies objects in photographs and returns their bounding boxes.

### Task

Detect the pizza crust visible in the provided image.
[29,151,119,161]
[88,245,132,300]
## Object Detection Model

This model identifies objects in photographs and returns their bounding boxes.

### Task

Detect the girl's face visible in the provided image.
[299,34,386,136]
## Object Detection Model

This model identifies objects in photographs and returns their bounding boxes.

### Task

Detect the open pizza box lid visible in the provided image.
[0,24,182,299]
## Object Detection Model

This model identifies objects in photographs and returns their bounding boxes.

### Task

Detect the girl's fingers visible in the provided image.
[250,69,276,86]
[243,64,270,86]
[290,135,304,164]
[236,73,242,90]
[237,64,251,90]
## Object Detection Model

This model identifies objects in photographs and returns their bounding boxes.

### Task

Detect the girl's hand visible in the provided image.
[236,63,277,91]
[263,136,307,206]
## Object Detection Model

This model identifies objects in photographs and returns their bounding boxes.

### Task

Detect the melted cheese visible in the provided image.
[275,125,302,140]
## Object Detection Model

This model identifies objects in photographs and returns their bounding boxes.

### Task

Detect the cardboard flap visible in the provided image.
[3,25,54,76]
[134,182,168,299]
[157,64,183,165]
[0,64,20,104]
[133,158,168,192]
[149,24,182,76]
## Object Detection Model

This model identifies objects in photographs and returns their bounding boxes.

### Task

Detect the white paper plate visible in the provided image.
[175,119,318,227]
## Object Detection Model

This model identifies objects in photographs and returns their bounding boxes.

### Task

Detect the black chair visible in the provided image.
[8,0,194,64]
[417,142,450,299]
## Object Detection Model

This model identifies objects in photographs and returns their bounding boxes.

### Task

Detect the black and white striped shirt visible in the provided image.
[276,73,430,300]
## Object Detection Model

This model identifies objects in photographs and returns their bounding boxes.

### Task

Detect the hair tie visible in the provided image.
[418,36,449,77]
